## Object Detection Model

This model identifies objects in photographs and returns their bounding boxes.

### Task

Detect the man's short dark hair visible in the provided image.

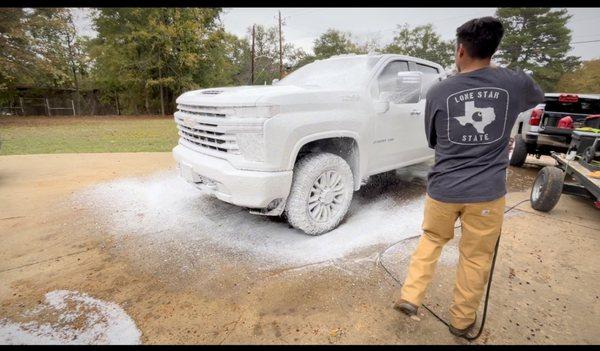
[456,17,504,59]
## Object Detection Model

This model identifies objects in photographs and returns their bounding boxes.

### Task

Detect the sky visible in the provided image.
[72,7,600,61]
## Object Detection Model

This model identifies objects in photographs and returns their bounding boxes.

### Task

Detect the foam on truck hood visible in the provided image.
[176,85,306,107]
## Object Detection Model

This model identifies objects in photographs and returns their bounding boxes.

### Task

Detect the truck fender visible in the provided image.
[287,131,365,190]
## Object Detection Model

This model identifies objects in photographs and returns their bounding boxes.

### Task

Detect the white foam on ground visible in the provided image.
[0,290,141,345]
[73,165,429,267]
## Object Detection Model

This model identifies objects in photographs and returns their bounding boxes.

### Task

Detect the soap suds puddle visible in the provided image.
[72,162,434,284]
[0,290,141,345]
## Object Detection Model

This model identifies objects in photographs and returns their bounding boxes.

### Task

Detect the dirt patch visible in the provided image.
[1,152,599,344]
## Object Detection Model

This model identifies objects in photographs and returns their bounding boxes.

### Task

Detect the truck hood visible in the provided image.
[176,85,309,107]
[176,85,361,107]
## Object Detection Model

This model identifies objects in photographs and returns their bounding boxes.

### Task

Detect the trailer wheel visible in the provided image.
[509,135,528,167]
[583,146,595,164]
[530,166,564,212]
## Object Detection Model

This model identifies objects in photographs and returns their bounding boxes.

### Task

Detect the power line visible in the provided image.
[572,39,600,44]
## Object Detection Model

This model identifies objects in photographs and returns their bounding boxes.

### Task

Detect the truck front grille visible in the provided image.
[175,104,240,155]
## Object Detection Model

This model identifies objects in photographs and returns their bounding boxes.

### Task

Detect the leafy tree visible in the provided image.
[219,32,252,85]
[287,47,315,71]
[239,24,307,85]
[384,23,454,68]
[0,8,90,109]
[89,8,224,115]
[0,8,37,94]
[313,29,361,59]
[355,34,382,55]
[28,8,89,111]
[248,24,281,84]
[284,29,366,73]
[495,8,580,92]
[555,59,600,93]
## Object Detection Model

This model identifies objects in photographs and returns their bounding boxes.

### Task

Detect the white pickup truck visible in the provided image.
[173,54,445,235]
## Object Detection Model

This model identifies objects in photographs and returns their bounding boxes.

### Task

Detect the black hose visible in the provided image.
[378,198,530,341]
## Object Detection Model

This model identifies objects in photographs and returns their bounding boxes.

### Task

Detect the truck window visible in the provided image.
[378,61,410,95]
[413,63,441,95]
[415,63,439,74]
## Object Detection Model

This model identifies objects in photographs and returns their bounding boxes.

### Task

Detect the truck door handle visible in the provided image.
[410,110,422,116]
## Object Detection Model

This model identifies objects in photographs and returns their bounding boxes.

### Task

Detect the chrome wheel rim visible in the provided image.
[508,137,515,160]
[308,170,345,222]
[532,172,545,202]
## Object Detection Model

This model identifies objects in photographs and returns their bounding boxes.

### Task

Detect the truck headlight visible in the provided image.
[231,105,280,118]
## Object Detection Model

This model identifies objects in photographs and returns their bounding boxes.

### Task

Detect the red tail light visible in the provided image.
[557,115,573,129]
[559,94,579,103]
[529,108,543,126]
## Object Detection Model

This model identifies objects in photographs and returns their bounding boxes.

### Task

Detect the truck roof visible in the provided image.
[324,53,445,72]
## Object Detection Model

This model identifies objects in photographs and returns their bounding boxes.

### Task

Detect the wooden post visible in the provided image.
[19,97,24,115]
[158,51,165,116]
[71,99,76,116]
[251,24,255,85]
[45,98,51,116]
[278,11,283,80]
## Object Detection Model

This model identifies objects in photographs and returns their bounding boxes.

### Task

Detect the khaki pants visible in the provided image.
[399,195,505,329]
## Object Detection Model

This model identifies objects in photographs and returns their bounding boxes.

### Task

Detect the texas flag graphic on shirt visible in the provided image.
[446,87,509,145]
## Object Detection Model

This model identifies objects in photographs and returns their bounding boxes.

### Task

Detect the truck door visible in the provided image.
[370,60,429,173]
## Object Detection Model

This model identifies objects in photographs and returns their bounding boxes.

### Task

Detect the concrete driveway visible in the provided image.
[1,153,598,344]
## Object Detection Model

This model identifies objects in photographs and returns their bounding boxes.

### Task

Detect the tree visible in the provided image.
[495,8,580,92]
[240,24,307,84]
[384,23,454,68]
[555,59,600,93]
[89,8,224,115]
[313,29,361,59]
[287,47,315,71]
[219,32,251,85]
[0,8,37,98]
[28,8,89,111]
[0,8,89,108]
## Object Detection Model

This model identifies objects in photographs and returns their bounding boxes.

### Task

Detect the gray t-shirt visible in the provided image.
[424,66,544,203]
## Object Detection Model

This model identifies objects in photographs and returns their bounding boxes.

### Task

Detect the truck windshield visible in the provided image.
[278,56,379,89]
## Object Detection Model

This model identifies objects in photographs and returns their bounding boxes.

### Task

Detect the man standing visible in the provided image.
[393,17,544,337]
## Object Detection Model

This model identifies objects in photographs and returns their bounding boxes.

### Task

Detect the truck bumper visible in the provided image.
[173,144,293,209]
[524,131,570,154]
[524,131,539,144]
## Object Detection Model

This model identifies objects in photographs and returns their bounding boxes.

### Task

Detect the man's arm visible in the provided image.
[520,72,545,111]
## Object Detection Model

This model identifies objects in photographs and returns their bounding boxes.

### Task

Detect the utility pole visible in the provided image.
[278,10,283,79]
[251,24,255,85]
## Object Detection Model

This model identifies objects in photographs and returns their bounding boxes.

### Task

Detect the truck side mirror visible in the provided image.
[395,71,423,104]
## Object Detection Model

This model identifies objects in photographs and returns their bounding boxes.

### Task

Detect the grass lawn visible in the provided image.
[0,115,180,155]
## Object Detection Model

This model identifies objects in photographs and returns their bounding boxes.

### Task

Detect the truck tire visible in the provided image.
[285,152,354,235]
[530,166,564,212]
[509,135,528,167]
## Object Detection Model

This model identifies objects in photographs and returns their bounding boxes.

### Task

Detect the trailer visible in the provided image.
[530,150,600,212]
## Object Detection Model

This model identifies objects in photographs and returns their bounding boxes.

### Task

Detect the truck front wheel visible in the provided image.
[285,152,354,235]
